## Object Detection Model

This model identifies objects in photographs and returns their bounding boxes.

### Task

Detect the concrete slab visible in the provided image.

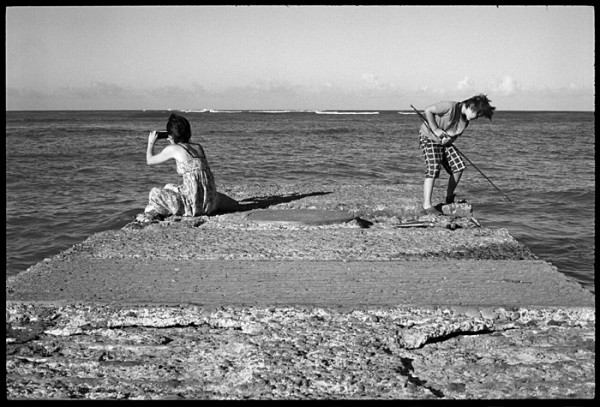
[5,183,595,400]
[6,258,594,308]
[6,301,595,399]
[247,209,355,226]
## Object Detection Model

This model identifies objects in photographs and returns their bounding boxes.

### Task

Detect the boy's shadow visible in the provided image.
[216,191,333,214]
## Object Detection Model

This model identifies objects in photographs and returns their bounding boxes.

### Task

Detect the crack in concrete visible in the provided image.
[421,326,498,346]
[396,357,445,398]
[396,320,514,350]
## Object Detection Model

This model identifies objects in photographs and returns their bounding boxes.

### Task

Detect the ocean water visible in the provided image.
[5,110,595,293]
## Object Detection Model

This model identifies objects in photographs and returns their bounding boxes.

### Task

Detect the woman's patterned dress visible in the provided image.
[145,146,219,217]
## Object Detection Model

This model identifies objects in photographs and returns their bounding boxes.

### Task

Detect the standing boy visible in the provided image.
[418,94,495,214]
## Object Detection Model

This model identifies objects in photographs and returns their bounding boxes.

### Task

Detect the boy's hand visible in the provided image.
[441,135,456,146]
[431,129,444,144]
[433,128,447,138]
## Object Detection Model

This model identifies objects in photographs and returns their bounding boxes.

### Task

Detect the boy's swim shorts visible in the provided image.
[419,135,466,178]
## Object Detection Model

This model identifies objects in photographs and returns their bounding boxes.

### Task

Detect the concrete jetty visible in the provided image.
[6,184,595,400]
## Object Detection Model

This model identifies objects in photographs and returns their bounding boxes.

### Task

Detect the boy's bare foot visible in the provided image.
[423,206,442,215]
[445,194,466,204]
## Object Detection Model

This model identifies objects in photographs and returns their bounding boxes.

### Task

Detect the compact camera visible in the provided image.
[156,131,170,139]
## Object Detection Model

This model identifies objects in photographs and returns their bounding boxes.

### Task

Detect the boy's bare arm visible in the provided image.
[424,105,448,143]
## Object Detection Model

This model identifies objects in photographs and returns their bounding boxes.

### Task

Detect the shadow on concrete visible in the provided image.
[215,191,333,214]
[217,191,374,228]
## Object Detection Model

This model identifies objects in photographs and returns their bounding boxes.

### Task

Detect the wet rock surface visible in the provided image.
[5,184,595,399]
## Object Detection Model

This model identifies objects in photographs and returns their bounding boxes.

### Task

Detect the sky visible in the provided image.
[5,5,595,111]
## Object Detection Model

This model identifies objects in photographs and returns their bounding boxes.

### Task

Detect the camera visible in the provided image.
[156,131,169,139]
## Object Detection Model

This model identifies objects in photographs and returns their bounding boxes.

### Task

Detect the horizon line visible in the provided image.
[5,108,595,113]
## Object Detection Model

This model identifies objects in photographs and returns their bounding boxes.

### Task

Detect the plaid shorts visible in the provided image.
[419,136,465,178]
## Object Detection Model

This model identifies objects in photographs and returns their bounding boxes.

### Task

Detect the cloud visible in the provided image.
[361,73,380,88]
[418,85,446,95]
[494,76,518,95]
[456,76,474,90]
[6,76,594,111]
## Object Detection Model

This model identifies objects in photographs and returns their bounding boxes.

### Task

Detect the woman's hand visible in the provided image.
[148,131,159,145]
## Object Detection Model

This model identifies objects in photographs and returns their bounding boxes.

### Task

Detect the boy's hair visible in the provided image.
[166,114,192,143]
[462,94,496,120]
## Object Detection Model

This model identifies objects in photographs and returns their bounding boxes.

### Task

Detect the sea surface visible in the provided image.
[5,109,595,293]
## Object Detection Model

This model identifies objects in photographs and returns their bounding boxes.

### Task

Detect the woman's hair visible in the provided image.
[166,114,192,143]
[462,94,496,120]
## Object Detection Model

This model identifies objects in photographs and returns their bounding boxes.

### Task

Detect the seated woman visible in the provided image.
[143,114,220,221]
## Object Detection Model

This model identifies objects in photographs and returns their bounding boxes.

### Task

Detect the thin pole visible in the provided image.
[410,105,512,203]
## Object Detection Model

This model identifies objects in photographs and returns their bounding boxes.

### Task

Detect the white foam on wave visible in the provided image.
[252,110,293,113]
[315,111,379,115]
[181,109,242,113]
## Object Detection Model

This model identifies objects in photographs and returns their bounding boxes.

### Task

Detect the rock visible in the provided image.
[448,382,466,392]
[367,315,379,323]
[464,308,481,318]
[509,312,521,321]
[451,306,469,316]
[434,202,471,217]
[241,323,262,334]
[480,308,499,320]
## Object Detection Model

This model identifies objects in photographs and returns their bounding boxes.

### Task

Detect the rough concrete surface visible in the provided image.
[5,184,595,400]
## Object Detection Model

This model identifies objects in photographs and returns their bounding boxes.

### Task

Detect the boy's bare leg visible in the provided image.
[423,177,435,209]
[446,170,463,201]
